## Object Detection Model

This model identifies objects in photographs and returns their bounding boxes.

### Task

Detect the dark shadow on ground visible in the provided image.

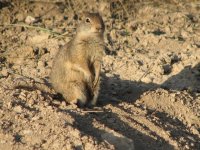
[98,63,200,105]
[14,63,200,149]
[63,63,200,150]
[58,108,174,150]
[147,109,200,149]
[0,1,11,9]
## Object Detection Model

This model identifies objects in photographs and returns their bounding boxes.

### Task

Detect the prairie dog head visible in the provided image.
[76,12,105,38]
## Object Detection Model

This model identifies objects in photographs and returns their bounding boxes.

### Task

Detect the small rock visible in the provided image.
[162,64,172,74]
[19,94,26,101]
[44,102,49,106]
[170,97,176,102]
[181,30,188,38]
[28,98,35,106]
[1,67,9,77]
[25,16,35,24]
[190,142,194,147]
[13,89,21,97]
[101,130,135,150]
[47,105,53,110]
[185,144,190,149]
[181,100,185,105]
[105,72,113,77]
[171,93,176,97]
[36,90,42,95]
[7,102,12,109]
[117,51,125,57]
[23,130,32,135]
[171,54,180,64]
[37,61,45,68]
[141,77,153,83]
[61,101,66,107]
[53,100,61,105]
[187,135,195,142]
[65,143,73,150]
[84,142,95,150]
[0,56,6,63]
[109,30,117,41]
[13,106,22,113]
[190,126,199,135]
[31,116,41,121]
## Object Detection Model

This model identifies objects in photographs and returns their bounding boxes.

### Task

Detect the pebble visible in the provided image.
[185,144,190,149]
[101,130,135,150]
[19,91,27,98]
[162,64,172,74]
[181,30,188,38]
[171,93,176,97]
[141,77,153,83]
[190,142,194,147]
[7,102,12,109]
[23,130,32,135]
[36,90,42,95]
[19,94,27,101]
[31,116,41,121]
[47,106,53,110]
[13,89,21,96]
[180,100,186,105]
[13,106,22,113]
[1,67,9,76]
[53,100,61,105]
[44,102,49,106]
[187,135,195,142]
[171,54,180,64]
[190,126,199,135]
[28,98,35,106]
[105,72,113,77]
[84,142,95,150]
[61,101,66,107]
[109,30,117,41]
[37,61,45,68]
[25,15,35,24]
[170,97,176,102]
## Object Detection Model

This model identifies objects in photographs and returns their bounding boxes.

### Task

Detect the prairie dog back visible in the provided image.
[50,12,105,107]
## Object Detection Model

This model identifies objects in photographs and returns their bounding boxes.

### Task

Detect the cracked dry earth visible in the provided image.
[0,0,200,150]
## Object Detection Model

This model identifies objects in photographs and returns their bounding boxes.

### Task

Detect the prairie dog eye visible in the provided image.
[85,18,91,23]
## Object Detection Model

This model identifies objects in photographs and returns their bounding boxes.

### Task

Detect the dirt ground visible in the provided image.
[0,0,200,150]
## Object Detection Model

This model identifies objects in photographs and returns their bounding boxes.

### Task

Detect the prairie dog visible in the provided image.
[50,12,105,107]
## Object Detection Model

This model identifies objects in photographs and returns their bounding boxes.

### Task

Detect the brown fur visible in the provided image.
[50,12,105,107]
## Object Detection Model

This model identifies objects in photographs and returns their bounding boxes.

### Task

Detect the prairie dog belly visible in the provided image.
[64,61,94,83]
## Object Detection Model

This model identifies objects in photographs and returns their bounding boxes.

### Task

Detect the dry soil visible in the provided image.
[0,0,200,150]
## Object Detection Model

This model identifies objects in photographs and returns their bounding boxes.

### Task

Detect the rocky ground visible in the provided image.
[0,0,200,150]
